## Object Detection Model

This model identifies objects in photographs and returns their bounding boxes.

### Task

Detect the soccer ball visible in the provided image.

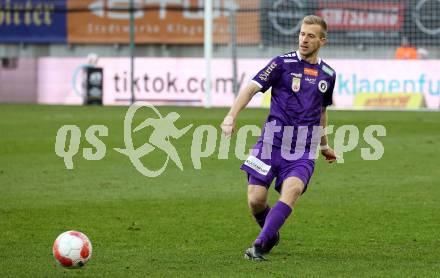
[52,231,92,268]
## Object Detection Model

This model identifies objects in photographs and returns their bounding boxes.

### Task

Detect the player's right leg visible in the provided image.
[240,141,278,260]
[247,183,269,227]
[247,182,280,255]
[244,183,270,261]
[242,141,275,229]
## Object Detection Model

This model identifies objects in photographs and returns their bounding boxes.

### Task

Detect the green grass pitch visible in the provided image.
[0,104,439,277]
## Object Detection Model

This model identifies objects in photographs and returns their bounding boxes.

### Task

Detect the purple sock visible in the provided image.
[253,206,270,228]
[254,201,292,246]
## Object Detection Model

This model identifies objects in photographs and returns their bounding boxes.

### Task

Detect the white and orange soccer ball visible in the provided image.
[52,231,92,268]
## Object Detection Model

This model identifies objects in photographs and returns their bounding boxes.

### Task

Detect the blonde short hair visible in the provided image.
[303,15,328,38]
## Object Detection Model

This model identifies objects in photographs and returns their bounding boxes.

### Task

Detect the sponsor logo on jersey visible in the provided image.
[305,76,316,84]
[318,80,328,93]
[258,61,278,82]
[284,59,297,63]
[322,65,334,76]
[304,67,318,76]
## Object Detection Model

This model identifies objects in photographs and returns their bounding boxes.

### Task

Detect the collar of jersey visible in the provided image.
[295,50,321,65]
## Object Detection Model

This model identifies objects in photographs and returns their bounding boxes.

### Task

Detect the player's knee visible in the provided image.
[247,194,266,211]
[291,184,304,196]
[247,185,268,211]
[282,183,304,199]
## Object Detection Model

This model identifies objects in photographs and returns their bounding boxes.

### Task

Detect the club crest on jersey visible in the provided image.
[292,76,301,93]
[318,80,328,93]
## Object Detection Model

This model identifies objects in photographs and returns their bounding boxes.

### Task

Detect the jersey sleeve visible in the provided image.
[323,74,336,107]
[251,56,283,92]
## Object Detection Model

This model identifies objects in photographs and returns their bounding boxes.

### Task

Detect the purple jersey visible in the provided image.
[252,50,336,155]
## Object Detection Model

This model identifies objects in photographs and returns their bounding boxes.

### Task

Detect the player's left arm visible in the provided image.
[319,107,337,163]
[320,74,337,163]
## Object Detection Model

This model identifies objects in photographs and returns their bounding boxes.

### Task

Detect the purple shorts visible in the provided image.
[240,141,315,194]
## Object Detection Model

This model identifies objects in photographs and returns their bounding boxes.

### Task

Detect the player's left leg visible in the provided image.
[279,177,305,207]
[253,177,304,250]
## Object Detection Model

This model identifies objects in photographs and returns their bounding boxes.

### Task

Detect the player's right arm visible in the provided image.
[221,82,261,138]
[221,56,283,138]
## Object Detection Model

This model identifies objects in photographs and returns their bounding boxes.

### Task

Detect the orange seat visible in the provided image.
[395,47,418,60]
